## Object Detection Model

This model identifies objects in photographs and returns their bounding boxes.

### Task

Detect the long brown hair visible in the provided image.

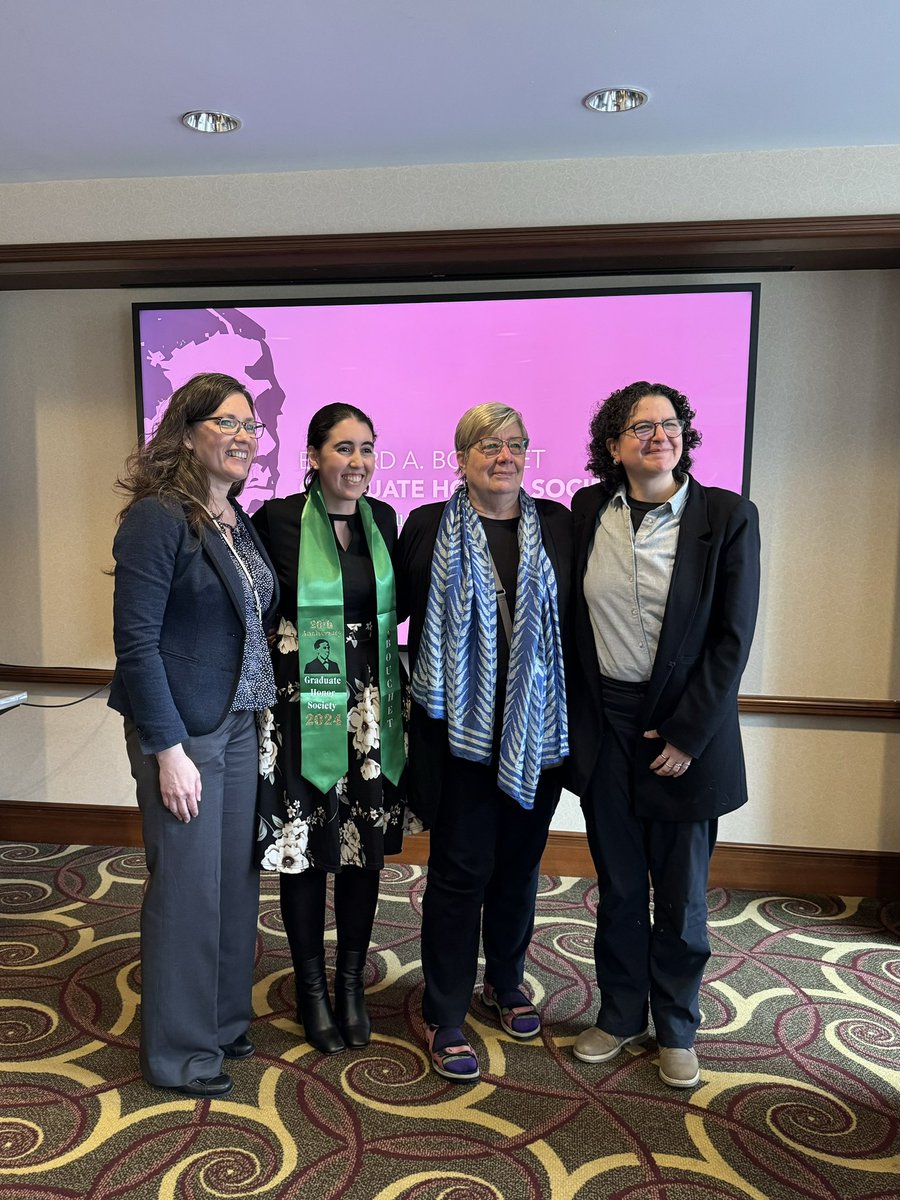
[116,373,255,533]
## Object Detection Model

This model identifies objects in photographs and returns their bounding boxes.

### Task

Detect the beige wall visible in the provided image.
[0,269,897,850]
[2,145,900,243]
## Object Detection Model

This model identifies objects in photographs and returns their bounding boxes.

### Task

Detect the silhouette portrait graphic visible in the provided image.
[304,638,339,675]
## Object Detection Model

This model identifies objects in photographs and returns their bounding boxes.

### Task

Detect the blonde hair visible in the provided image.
[454,403,528,478]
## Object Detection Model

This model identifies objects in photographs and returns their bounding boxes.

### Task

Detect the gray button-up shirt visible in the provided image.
[583,478,689,683]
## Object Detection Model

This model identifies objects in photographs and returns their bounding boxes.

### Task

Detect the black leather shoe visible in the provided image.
[297,954,346,1055]
[334,948,371,1048]
[168,1073,234,1098]
[220,1033,255,1060]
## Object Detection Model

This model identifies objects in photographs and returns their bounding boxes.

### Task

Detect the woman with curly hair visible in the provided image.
[569,381,760,1089]
[251,403,410,1055]
[109,372,279,1097]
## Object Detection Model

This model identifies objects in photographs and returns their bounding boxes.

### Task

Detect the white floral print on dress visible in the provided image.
[275,617,298,655]
[257,708,278,783]
[340,818,364,867]
[348,687,380,757]
[360,757,381,781]
[261,816,310,873]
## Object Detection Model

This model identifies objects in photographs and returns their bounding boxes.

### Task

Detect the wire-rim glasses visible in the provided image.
[192,416,266,437]
[471,436,530,457]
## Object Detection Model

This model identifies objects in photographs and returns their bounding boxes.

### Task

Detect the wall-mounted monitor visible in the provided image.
[134,285,759,520]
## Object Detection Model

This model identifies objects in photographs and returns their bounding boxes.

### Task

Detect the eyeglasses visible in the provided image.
[192,416,266,437]
[471,437,530,457]
[618,418,684,442]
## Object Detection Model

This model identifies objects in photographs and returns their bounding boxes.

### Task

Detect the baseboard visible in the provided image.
[1,801,897,898]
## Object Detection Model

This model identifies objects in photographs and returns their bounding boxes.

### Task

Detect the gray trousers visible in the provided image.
[125,710,260,1087]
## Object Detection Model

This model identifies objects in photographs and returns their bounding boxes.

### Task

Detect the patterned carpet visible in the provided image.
[1,842,899,1200]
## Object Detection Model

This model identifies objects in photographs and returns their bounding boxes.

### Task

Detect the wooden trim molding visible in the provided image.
[1,802,898,899]
[2,214,900,289]
[1,666,896,719]
[0,665,114,687]
[737,696,900,720]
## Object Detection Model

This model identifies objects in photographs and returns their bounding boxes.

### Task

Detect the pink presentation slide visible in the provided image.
[136,288,757,519]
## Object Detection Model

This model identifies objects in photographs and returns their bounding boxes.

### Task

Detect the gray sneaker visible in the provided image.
[573,1026,648,1063]
[658,1047,700,1088]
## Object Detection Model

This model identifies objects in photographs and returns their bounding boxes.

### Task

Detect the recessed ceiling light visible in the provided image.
[181,110,242,134]
[583,88,648,114]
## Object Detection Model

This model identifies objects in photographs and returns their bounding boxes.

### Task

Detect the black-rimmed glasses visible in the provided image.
[618,419,684,441]
[192,416,266,437]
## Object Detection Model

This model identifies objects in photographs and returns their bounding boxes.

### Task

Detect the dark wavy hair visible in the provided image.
[585,381,701,490]
[116,372,255,532]
[303,403,376,492]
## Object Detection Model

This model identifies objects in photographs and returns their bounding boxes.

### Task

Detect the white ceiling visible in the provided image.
[2,0,898,186]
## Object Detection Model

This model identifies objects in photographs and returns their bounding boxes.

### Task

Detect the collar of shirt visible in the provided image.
[609,474,690,517]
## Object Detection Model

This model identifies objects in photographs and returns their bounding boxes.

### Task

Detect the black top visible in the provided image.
[328,511,377,623]
[251,493,399,632]
[481,514,520,698]
[625,495,662,534]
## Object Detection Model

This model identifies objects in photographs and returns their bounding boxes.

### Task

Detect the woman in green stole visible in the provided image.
[252,403,413,1054]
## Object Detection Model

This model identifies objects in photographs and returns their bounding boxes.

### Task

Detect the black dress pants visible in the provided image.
[420,751,561,1027]
[581,679,717,1049]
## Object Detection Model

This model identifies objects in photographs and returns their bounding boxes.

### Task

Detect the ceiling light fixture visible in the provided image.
[181,110,242,134]
[582,88,648,114]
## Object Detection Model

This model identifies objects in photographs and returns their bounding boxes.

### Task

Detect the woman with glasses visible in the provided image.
[250,403,409,1055]
[109,373,278,1098]
[568,381,760,1089]
[396,403,571,1082]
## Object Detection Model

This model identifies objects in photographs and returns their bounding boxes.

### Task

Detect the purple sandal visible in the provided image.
[425,1024,480,1082]
[481,982,541,1040]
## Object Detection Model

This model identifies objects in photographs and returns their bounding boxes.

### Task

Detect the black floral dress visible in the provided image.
[252,498,420,874]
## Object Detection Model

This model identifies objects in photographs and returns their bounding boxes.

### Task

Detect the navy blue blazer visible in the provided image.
[568,477,760,821]
[108,496,279,754]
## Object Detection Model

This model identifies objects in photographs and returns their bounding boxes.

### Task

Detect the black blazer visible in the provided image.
[568,477,760,821]
[108,496,279,754]
[250,492,399,621]
[395,497,573,826]
[303,658,340,675]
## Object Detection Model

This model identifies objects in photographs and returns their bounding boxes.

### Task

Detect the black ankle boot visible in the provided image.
[296,954,345,1054]
[334,947,371,1048]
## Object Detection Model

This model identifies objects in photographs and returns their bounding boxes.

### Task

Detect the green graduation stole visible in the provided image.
[296,481,404,793]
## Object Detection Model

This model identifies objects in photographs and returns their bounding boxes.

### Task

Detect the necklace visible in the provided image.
[200,502,263,626]
[212,504,236,532]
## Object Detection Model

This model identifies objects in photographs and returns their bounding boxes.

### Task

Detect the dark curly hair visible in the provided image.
[585,381,701,490]
[303,403,376,492]
[116,372,255,533]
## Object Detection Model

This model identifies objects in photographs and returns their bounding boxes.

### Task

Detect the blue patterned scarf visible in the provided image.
[411,487,567,809]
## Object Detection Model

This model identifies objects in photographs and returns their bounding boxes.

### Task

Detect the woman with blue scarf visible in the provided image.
[396,403,572,1082]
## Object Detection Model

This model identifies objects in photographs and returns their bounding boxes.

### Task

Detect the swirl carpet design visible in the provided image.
[1,842,898,1199]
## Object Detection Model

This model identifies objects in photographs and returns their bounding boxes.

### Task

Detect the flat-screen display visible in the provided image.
[134,285,759,520]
